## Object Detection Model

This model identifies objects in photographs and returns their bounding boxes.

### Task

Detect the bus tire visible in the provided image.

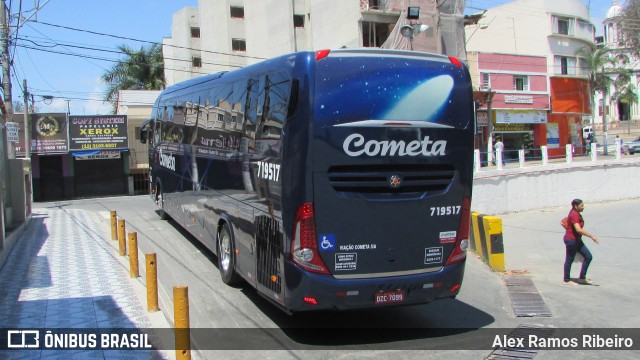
[156,183,169,220]
[217,223,241,285]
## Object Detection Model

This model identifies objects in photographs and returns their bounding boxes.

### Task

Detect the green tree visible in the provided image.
[577,46,614,99]
[620,0,640,55]
[576,45,616,153]
[577,45,635,153]
[101,43,166,112]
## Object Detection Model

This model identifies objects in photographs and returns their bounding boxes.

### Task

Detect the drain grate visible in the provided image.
[504,275,552,317]
[486,324,557,359]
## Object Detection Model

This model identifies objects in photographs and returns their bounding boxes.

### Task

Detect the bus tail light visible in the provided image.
[448,56,463,68]
[291,203,330,274]
[316,49,331,61]
[303,296,319,305]
[449,283,462,294]
[445,197,471,265]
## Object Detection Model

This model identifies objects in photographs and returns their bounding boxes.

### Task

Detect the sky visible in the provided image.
[7,0,617,116]
[8,0,198,115]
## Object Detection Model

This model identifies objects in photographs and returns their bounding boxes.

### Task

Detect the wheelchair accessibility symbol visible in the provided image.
[319,234,336,251]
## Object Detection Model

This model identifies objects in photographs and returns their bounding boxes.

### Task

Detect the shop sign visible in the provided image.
[31,113,69,154]
[69,115,128,151]
[494,123,533,132]
[6,122,19,142]
[504,95,534,104]
[496,110,547,124]
[476,112,488,126]
[73,150,122,160]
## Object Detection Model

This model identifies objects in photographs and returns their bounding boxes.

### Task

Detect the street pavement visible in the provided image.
[0,207,169,359]
[1,196,639,359]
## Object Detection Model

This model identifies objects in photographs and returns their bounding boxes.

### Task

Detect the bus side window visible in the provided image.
[140,126,148,144]
[256,72,290,156]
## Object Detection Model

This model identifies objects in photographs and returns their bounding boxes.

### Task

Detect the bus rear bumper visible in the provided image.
[282,260,466,312]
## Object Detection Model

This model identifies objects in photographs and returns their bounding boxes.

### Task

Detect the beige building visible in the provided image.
[116,90,161,191]
[163,0,467,86]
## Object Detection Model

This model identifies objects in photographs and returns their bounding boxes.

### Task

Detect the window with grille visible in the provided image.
[513,76,529,91]
[232,38,246,52]
[554,56,577,75]
[553,16,574,36]
[191,27,200,38]
[481,73,490,90]
[230,6,244,18]
[192,57,202,68]
[293,14,305,28]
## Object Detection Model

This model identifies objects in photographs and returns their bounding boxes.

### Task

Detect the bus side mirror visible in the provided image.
[140,129,147,144]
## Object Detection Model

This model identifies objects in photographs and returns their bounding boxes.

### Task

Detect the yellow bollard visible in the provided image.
[118,219,127,256]
[469,212,505,272]
[174,286,191,360]
[128,232,139,278]
[110,211,117,240]
[146,253,159,312]
[482,216,505,272]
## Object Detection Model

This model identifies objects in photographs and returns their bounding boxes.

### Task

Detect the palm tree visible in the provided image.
[576,45,615,153]
[101,43,166,112]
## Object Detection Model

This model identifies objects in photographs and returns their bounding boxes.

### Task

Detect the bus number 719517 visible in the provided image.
[257,161,281,182]
[430,206,461,216]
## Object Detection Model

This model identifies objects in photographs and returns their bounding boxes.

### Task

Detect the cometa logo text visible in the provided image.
[160,153,176,171]
[343,133,447,157]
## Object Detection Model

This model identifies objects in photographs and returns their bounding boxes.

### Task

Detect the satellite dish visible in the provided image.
[118,105,129,114]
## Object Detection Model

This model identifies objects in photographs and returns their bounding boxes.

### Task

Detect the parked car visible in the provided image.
[625,136,640,154]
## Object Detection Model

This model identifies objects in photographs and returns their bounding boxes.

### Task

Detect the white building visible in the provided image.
[594,0,639,126]
[464,0,594,78]
[116,90,162,170]
[163,0,466,86]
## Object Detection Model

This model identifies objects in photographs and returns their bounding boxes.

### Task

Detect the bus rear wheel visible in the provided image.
[217,223,241,285]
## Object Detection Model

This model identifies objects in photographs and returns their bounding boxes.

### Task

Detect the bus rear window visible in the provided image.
[314,56,472,129]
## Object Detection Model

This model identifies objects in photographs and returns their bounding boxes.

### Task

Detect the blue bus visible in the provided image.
[140,49,474,312]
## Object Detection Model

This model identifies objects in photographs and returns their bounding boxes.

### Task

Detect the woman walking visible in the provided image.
[563,199,599,285]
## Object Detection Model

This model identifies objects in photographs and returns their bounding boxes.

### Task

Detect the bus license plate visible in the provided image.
[374,290,405,304]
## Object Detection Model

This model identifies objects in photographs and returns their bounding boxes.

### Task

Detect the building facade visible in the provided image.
[163,0,467,86]
[594,0,639,127]
[468,52,550,161]
[465,0,595,157]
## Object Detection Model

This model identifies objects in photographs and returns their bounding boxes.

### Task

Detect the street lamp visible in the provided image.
[399,7,429,50]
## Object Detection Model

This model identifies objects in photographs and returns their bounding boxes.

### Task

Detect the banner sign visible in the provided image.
[69,115,128,151]
[73,150,122,160]
[10,115,27,157]
[31,113,69,154]
[6,122,19,142]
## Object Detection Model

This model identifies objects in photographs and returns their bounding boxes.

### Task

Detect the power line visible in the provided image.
[14,43,216,76]
[16,36,245,69]
[30,20,268,61]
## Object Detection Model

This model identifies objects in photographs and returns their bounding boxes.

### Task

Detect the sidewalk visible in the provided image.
[0,207,167,359]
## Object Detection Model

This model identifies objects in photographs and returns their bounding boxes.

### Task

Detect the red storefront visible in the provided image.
[543,77,591,157]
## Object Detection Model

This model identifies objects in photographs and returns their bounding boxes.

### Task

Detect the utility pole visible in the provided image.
[1,0,12,122]
[0,0,10,244]
[23,79,30,158]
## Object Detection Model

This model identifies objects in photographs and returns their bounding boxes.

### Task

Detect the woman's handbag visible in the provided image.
[561,217,570,230]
